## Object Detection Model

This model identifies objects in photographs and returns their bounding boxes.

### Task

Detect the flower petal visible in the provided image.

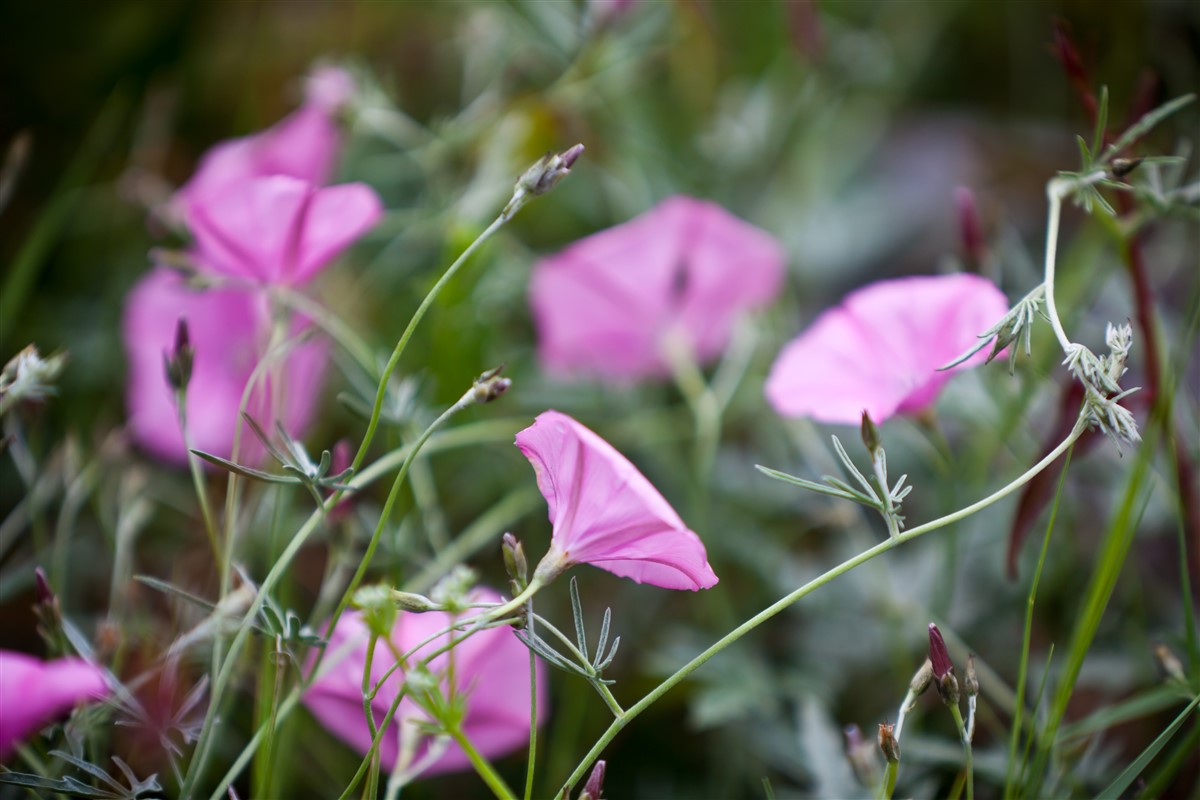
[0,651,108,761]
[530,195,784,379]
[516,410,718,590]
[765,274,1009,425]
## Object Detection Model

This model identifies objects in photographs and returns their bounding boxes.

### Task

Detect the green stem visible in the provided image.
[881,761,898,800]
[175,390,221,565]
[272,286,380,381]
[949,703,974,800]
[447,724,518,800]
[524,602,538,800]
[1042,171,1106,352]
[559,417,1088,795]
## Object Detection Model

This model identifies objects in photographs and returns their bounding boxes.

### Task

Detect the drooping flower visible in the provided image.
[0,651,109,760]
[515,410,718,591]
[303,592,545,778]
[765,274,1009,425]
[121,268,327,463]
[529,195,785,380]
[185,175,383,287]
[175,64,356,213]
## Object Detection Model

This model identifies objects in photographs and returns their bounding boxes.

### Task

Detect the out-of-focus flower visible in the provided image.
[765,274,1008,425]
[303,592,545,778]
[530,195,785,380]
[185,175,382,286]
[515,410,718,591]
[175,64,356,213]
[0,651,109,760]
[122,269,327,463]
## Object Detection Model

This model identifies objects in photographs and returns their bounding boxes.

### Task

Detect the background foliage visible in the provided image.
[2,1,1198,797]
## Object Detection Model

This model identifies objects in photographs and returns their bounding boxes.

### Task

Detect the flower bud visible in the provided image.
[928,623,960,707]
[471,365,512,405]
[502,532,528,593]
[909,658,934,697]
[965,653,979,698]
[954,186,986,268]
[504,144,585,219]
[1154,643,1186,683]
[390,590,440,613]
[163,317,194,392]
[1110,158,1143,178]
[860,410,881,457]
[877,722,900,764]
[578,760,606,800]
[928,623,953,679]
[844,724,879,786]
[34,567,56,607]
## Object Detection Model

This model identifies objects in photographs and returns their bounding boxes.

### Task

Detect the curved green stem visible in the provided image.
[448,723,518,800]
[559,417,1088,795]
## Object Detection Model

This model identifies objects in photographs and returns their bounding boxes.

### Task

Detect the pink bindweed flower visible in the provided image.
[765,274,1009,425]
[515,410,718,591]
[122,268,327,464]
[0,651,109,760]
[185,175,382,286]
[175,64,356,213]
[303,592,545,778]
[530,195,785,380]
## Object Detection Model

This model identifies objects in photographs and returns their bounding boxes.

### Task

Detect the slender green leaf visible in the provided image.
[1095,694,1200,800]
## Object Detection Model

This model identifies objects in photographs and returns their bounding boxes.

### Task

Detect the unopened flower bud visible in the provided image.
[471,365,512,404]
[910,658,934,696]
[928,623,960,707]
[1110,158,1143,178]
[844,724,879,786]
[163,318,194,392]
[34,567,55,606]
[502,533,528,592]
[965,653,979,698]
[954,186,986,267]
[578,760,606,800]
[928,624,953,679]
[877,722,900,764]
[504,144,585,219]
[1154,643,1186,683]
[860,410,881,457]
[390,590,439,613]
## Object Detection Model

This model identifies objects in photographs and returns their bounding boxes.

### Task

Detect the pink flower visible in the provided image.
[303,592,545,778]
[765,274,1009,425]
[0,651,109,760]
[121,268,327,463]
[515,411,718,591]
[175,65,355,212]
[530,195,785,380]
[185,175,382,286]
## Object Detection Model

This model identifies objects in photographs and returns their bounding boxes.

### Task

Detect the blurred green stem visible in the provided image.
[560,416,1088,796]
[950,703,974,800]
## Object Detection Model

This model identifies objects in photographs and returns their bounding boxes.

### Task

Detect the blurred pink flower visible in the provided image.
[765,274,1009,425]
[303,592,545,778]
[175,65,355,212]
[0,651,109,760]
[122,268,327,464]
[185,175,383,286]
[530,195,785,379]
[516,410,718,591]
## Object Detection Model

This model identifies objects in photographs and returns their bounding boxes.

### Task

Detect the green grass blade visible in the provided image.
[1095,694,1200,800]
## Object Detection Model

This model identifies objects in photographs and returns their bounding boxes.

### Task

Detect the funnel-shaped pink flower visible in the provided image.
[765,274,1008,425]
[516,411,718,591]
[530,195,785,379]
[186,175,382,286]
[122,268,327,463]
[176,65,355,212]
[303,591,545,777]
[0,651,109,760]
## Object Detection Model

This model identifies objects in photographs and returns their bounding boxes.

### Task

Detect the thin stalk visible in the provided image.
[524,602,538,800]
[559,418,1087,795]
[447,724,518,800]
[950,703,974,800]
[175,390,221,564]
[1042,172,1105,352]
